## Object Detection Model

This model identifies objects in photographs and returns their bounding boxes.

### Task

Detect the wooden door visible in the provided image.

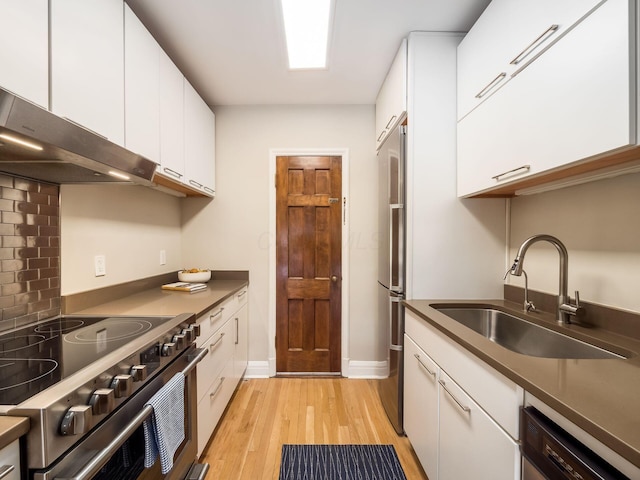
[276,156,342,374]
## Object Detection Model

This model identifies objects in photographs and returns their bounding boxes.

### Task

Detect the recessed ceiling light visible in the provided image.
[0,133,43,151]
[281,0,332,70]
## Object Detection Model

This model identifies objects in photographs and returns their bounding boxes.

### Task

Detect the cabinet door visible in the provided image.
[457,0,605,120]
[50,0,125,145]
[124,5,160,162]
[0,1,48,108]
[159,50,185,181]
[403,335,439,480]
[184,80,215,196]
[457,0,633,197]
[375,39,407,150]
[438,371,520,480]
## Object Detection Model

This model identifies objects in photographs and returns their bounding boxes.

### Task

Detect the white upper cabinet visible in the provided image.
[50,0,125,146]
[124,4,160,163]
[457,0,605,121]
[184,80,215,196]
[0,1,49,108]
[159,50,186,182]
[457,0,633,197]
[375,39,407,150]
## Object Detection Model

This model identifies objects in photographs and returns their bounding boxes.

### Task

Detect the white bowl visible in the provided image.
[178,270,211,283]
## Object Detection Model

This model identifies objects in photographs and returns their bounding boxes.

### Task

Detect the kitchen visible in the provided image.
[1,0,640,479]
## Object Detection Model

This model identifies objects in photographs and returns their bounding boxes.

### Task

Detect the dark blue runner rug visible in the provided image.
[279,444,407,480]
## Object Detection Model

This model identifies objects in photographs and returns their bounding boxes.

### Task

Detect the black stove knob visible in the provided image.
[60,405,93,435]
[110,374,133,398]
[172,334,186,350]
[161,342,176,357]
[130,365,147,382]
[89,388,115,415]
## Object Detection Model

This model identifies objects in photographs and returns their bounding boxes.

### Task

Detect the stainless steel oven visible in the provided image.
[1,313,209,480]
[521,407,629,480]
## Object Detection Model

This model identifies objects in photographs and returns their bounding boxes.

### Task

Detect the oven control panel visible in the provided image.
[59,318,197,437]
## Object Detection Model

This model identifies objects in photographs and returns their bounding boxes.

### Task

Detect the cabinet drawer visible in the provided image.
[196,359,235,456]
[196,318,235,402]
[405,310,523,438]
[438,370,521,480]
[196,296,236,344]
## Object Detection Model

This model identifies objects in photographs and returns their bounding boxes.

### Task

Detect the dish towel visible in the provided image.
[143,372,185,474]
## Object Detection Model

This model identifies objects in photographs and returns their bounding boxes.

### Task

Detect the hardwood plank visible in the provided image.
[201,378,429,480]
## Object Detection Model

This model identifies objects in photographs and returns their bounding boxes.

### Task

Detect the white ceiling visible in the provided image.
[125,0,491,107]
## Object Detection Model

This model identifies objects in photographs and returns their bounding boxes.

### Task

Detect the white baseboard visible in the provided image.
[345,360,388,379]
[244,360,389,379]
[244,360,270,378]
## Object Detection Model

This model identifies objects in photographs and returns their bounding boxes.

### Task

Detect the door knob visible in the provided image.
[331,276,338,282]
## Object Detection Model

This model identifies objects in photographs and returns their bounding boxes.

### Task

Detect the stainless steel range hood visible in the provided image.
[0,88,156,185]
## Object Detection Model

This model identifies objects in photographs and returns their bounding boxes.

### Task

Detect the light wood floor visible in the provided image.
[200,378,428,480]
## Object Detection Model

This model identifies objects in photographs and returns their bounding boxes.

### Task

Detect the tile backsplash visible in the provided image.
[0,174,60,332]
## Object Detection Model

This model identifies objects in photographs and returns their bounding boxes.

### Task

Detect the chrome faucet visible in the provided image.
[506,234,584,324]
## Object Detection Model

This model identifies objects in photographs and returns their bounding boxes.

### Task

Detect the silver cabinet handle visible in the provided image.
[510,24,559,66]
[209,332,225,351]
[162,167,182,179]
[491,164,530,181]
[377,130,387,142]
[0,465,15,480]
[414,353,436,378]
[210,377,225,399]
[210,308,224,322]
[189,180,203,188]
[385,115,397,130]
[235,317,239,345]
[438,379,470,413]
[204,187,215,195]
[237,290,247,299]
[475,72,506,99]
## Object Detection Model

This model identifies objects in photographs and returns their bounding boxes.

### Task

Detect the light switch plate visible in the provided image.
[94,255,106,277]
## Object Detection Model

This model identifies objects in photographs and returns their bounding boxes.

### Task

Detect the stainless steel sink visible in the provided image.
[435,307,626,359]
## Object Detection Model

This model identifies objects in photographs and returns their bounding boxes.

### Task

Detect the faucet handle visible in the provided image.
[574,290,581,308]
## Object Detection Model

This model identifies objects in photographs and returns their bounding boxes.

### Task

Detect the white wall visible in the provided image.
[60,184,182,294]
[508,172,640,313]
[180,105,379,365]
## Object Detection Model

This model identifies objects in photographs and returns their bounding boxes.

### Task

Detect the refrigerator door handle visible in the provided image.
[389,204,405,292]
[389,295,404,351]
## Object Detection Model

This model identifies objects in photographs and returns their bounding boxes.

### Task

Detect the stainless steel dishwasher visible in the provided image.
[521,407,630,480]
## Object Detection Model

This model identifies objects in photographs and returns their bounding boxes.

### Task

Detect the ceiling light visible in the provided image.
[281,0,332,69]
[107,170,130,181]
[0,133,43,151]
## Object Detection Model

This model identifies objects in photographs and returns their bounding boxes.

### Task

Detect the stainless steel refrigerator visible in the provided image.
[377,124,406,434]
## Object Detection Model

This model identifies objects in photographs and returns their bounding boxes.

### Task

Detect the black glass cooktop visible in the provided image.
[0,315,175,406]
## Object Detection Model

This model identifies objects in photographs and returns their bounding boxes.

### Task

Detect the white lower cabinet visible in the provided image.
[195,287,248,456]
[0,439,20,480]
[438,370,520,480]
[404,310,522,480]
[403,336,438,480]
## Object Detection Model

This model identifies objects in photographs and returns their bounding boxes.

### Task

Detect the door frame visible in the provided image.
[268,148,350,377]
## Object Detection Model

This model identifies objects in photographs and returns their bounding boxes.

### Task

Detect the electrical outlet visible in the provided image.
[94,255,106,277]
[160,250,167,265]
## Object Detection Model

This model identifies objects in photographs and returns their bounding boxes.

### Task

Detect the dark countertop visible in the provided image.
[0,416,29,450]
[68,279,248,318]
[404,298,640,469]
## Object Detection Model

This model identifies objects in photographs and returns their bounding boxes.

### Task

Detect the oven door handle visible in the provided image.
[56,347,208,480]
